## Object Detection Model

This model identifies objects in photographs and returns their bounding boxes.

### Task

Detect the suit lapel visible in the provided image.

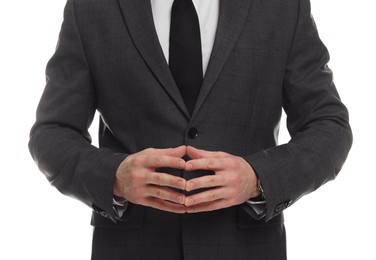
[191,0,253,118]
[118,0,253,120]
[118,0,190,118]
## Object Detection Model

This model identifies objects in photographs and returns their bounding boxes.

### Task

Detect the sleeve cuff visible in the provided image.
[246,198,267,217]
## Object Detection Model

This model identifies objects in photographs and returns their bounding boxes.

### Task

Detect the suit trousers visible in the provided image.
[91,206,287,260]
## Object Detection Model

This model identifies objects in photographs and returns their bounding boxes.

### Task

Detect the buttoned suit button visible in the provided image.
[188,128,198,139]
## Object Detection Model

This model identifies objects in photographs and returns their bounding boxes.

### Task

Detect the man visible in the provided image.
[29,0,352,259]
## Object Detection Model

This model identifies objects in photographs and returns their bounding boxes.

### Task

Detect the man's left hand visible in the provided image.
[184,146,261,213]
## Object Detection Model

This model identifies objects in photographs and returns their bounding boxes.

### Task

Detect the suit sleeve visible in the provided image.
[243,0,352,222]
[28,0,127,222]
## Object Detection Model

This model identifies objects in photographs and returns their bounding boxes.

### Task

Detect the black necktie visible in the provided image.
[169,0,203,115]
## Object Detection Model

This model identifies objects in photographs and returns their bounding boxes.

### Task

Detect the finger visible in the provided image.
[184,187,228,206]
[185,199,232,213]
[186,146,228,159]
[185,157,227,172]
[144,146,187,158]
[185,175,225,192]
[144,154,186,169]
[146,172,186,190]
[146,185,186,204]
[146,197,187,214]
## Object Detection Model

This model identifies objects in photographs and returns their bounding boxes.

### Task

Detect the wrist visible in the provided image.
[113,155,129,199]
[113,180,124,198]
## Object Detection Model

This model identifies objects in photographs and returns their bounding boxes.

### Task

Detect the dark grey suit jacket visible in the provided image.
[29,0,352,259]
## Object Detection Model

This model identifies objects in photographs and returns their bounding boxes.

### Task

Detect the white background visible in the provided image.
[0,0,375,259]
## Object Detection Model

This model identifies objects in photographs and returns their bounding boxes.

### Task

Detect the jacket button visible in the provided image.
[188,128,198,139]
[274,203,285,213]
[100,211,109,218]
[274,200,292,214]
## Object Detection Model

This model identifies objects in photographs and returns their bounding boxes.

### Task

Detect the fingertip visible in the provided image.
[184,197,194,207]
[185,162,193,171]
[177,159,185,169]
[185,181,194,192]
[176,145,188,155]
[176,178,186,190]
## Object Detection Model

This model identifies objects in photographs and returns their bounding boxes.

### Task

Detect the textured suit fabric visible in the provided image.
[29,0,352,259]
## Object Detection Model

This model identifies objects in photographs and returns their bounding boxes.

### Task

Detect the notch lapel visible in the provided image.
[191,0,254,119]
[118,0,190,118]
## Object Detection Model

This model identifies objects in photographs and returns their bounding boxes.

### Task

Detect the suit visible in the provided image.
[29,0,352,259]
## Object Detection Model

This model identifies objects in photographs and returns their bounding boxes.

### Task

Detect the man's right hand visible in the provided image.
[114,146,187,214]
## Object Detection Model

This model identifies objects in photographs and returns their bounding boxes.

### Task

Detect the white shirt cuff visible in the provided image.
[113,198,128,218]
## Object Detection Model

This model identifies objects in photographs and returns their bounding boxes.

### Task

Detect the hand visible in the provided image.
[114,146,187,214]
[184,146,260,213]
